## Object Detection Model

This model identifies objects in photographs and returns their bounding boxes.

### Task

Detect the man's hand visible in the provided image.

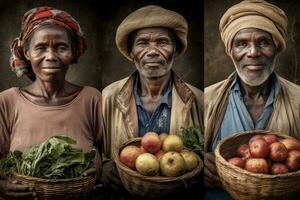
[101,160,124,191]
[204,152,223,188]
[0,179,36,199]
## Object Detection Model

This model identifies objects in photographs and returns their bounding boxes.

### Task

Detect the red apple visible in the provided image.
[281,138,300,151]
[155,150,165,161]
[269,142,288,162]
[119,145,143,170]
[140,146,147,153]
[263,134,278,145]
[285,150,300,171]
[270,163,289,175]
[236,144,251,160]
[228,157,245,169]
[141,132,162,154]
[249,135,265,145]
[249,139,270,158]
[245,158,269,174]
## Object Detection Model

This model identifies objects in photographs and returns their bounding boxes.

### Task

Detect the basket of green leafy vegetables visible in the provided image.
[0,135,96,200]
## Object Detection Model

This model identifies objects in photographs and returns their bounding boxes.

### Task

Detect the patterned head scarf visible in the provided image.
[219,0,288,55]
[10,7,87,80]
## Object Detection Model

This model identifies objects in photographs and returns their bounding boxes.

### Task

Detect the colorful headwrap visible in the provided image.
[116,5,188,61]
[10,7,87,80]
[219,0,288,55]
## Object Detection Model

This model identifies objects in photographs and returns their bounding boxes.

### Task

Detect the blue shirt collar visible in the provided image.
[231,73,280,108]
[133,75,173,108]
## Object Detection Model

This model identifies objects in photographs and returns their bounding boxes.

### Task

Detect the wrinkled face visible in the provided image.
[231,28,277,86]
[25,25,73,82]
[130,27,177,79]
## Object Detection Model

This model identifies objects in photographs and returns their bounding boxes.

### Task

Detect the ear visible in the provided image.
[24,50,30,60]
[129,51,134,60]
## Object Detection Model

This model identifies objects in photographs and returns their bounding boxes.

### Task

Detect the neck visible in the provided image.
[33,78,66,99]
[239,77,271,99]
[138,72,171,98]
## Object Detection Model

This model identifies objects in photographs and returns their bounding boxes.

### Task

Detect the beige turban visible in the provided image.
[219,0,288,55]
[116,5,188,61]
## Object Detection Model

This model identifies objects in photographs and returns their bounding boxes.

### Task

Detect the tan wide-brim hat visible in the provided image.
[116,5,188,61]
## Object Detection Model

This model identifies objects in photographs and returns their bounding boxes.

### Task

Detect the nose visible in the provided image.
[145,45,160,57]
[246,44,261,57]
[45,48,58,61]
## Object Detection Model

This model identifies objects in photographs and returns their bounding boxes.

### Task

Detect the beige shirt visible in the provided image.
[102,71,204,159]
[204,73,300,151]
[0,86,102,173]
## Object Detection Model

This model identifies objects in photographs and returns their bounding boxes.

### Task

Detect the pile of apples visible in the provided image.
[227,133,300,175]
[119,132,199,177]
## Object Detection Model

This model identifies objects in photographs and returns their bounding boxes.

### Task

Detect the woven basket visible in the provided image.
[215,130,300,200]
[12,172,96,200]
[114,137,203,199]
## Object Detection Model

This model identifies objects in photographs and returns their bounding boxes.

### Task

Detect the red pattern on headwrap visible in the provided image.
[10,7,87,80]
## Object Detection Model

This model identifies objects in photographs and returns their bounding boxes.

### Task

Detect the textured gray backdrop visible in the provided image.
[205,0,300,87]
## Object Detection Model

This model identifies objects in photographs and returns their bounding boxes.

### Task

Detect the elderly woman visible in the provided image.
[0,7,102,199]
[204,0,300,199]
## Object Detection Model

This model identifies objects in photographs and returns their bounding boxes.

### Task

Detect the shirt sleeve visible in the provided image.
[0,94,11,158]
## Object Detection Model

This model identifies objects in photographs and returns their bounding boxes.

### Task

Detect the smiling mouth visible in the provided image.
[244,64,266,71]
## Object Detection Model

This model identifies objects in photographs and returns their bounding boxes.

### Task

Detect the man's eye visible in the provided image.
[35,46,45,50]
[259,40,270,47]
[236,41,247,47]
[57,45,67,51]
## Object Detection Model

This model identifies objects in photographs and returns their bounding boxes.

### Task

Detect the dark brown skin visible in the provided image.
[232,28,276,123]
[22,25,82,106]
[101,28,178,190]
[205,28,277,189]
[130,27,177,114]
[0,25,84,199]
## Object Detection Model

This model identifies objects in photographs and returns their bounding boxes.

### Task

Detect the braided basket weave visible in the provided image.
[215,130,300,200]
[114,137,203,199]
[12,172,96,200]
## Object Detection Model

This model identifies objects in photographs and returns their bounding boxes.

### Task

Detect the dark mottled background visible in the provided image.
[0,0,203,91]
[205,0,300,87]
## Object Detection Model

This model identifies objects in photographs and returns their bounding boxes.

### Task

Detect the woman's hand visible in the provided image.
[0,179,36,199]
[204,152,223,188]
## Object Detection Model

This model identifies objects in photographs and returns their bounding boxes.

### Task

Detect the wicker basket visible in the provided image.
[215,130,300,200]
[12,172,96,200]
[114,137,203,199]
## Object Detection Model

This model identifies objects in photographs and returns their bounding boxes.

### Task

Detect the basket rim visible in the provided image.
[115,137,203,182]
[13,169,96,183]
[215,130,300,178]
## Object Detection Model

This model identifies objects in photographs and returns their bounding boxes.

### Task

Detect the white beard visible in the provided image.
[231,56,277,87]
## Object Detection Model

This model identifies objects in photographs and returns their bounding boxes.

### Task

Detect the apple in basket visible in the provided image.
[285,150,300,171]
[228,157,245,169]
[263,134,278,145]
[160,151,186,177]
[281,138,300,151]
[180,149,199,171]
[162,135,184,152]
[119,145,143,170]
[141,132,162,154]
[135,153,159,176]
[245,158,269,174]
[236,144,251,160]
[269,142,288,162]
[249,139,270,158]
[270,163,289,175]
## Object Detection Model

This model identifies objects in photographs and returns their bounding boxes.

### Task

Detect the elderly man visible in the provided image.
[102,5,203,200]
[204,0,300,199]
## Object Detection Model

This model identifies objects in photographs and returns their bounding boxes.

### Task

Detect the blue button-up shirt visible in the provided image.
[206,73,280,200]
[134,76,172,137]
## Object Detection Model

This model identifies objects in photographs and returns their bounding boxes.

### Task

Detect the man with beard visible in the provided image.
[204,0,300,199]
[101,5,204,200]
